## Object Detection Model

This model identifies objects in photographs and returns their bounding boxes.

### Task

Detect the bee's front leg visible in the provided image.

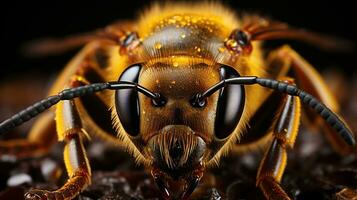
[268,45,355,155]
[25,99,91,200]
[256,85,301,200]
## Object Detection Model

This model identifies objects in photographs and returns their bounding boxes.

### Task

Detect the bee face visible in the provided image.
[118,58,221,173]
[139,61,219,175]
[115,55,246,180]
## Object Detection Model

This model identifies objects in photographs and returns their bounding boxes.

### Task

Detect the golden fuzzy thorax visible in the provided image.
[109,2,268,167]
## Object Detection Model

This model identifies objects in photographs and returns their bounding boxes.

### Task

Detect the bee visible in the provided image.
[0,2,355,200]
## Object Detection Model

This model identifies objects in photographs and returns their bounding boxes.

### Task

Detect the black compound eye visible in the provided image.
[214,65,245,140]
[115,64,142,137]
[235,30,249,46]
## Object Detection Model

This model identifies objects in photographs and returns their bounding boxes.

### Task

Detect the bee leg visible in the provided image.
[25,100,91,200]
[256,93,301,200]
[69,74,122,144]
[268,45,354,154]
[268,45,338,111]
[0,111,57,160]
[23,21,134,57]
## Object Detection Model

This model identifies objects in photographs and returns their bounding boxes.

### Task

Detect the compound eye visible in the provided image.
[115,64,142,137]
[214,65,245,140]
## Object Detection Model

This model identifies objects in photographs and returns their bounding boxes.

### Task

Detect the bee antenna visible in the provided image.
[195,76,355,146]
[0,82,162,135]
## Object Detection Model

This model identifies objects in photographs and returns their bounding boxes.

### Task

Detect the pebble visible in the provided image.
[7,173,32,187]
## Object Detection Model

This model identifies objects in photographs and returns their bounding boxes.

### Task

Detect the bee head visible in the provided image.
[113,58,246,198]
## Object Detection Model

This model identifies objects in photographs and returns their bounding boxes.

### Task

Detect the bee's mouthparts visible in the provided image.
[146,125,206,199]
[147,125,206,175]
[151,161,205,200]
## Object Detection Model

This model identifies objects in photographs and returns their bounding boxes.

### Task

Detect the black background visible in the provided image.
[0,0,356,80]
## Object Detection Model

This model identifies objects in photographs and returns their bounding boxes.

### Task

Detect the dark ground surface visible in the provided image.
[0,71,357,200]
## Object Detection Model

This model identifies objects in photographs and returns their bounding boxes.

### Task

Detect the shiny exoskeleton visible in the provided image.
[0,3,355,200]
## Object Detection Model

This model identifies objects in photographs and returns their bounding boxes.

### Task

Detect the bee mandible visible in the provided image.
[0,2,355,200]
